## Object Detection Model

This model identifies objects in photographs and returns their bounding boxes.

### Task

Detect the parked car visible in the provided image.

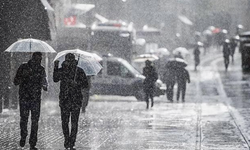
[90,55,166,101]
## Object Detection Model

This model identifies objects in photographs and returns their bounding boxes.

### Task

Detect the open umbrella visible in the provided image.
[172,47,189,56]
[166,58,187,68]
[154,48,170,57]
[5,38,56,53]
[53,49,102,76]
[133,54,159,62]
[4,38,56,78]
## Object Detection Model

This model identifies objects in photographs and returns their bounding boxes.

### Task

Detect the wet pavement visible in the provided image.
[1,48,250,150]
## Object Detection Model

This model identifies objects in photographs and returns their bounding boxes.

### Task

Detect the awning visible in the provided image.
[178,15,193,26]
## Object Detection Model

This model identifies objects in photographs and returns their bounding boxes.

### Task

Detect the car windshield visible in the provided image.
[119,59,141,75]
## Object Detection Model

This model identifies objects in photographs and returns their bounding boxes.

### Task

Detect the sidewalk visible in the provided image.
[1,47,250,150]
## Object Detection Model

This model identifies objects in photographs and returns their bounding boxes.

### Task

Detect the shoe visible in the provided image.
[70,147,76,150]
[64,139,70,149]
[151,102,154,107]
[20,138,26,147]
[30,146,38,150]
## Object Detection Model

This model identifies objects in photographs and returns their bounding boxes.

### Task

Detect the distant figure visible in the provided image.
[222,39,231,71]
[14,52,48,150]
[82,76,92,113]
[142,60,158,109]
[53,53,88,150]
[163,63,176,102]
[230,37,237,62]
[176,67,190,102]
[193,46,201,71]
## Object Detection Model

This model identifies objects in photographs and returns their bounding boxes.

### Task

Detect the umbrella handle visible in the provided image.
[73,55,80,82]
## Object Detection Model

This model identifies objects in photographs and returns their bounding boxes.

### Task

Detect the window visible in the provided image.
[107,61,121,76]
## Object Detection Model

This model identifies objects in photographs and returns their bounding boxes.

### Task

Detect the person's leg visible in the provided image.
[150,87,154,107]
[181,83,187,102]
[19,101,29,147]
[145,90,149,109]
[166,83,170,100]
[169,83,175,101]
[60,106,70,148]
[29,101,41,148]
[70,107,81,148]
[176,83,181,101]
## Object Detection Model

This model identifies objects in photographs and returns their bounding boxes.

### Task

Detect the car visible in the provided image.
[90,55,166,101]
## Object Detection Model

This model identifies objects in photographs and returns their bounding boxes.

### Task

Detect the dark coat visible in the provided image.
[176,68,190,84]
[53,61,88,108]
[142,65,158,89]
[194,47,200,65]
[223,42,231,58]
[14,60,47,101]
[163,64,177,85]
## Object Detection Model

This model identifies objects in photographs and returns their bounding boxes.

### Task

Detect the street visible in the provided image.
[1,48,250,150]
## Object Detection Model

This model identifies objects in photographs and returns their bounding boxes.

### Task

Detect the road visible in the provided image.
[1,47,250,150]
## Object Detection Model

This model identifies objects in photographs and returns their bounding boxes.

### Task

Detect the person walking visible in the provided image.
[222,39,231,71]
[14,52,48,150]
[53,53,88,150]
[142,60,158,109]
[230,37,237,63]
[176,67,190,102]
[163,63,176,102]
[193,45,201,71]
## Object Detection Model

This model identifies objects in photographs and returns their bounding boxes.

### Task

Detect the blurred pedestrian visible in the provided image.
[193,45,201,71]
[53,53,88,150]
[142,60,158,109]
[176,67,190,102]
[222,39,231,71]
[14,52,48,150]
[82,76,92,113]
[230,37,237,62]
[163,63,176,102]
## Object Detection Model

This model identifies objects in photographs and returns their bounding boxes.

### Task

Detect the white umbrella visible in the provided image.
[5,38,56,53]
[133,54,159,62]
[4,38,56,79]
[53,49,102,76]
[172,47,189,55]
[154,48,170,56]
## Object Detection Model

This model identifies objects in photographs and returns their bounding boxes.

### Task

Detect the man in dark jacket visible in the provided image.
[176,67,190,102]
[223,39,231,71]
[142,60,158,109]
[14,52,48,150]
[53,53,88,150]
[163,63,176,102]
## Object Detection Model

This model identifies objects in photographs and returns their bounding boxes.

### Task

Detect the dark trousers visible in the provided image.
[144,86,154,108]
[19,100,41,146]
[177,82,187,101]
[60,106,81,147]
[166,82,175,101]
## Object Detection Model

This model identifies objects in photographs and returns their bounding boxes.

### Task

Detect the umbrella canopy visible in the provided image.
[167,58,187,68]
[5,38,56,53]
[133,54,159,62]
[172,47,189,56]
[154,48,170,56]
[53,49,102,76]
